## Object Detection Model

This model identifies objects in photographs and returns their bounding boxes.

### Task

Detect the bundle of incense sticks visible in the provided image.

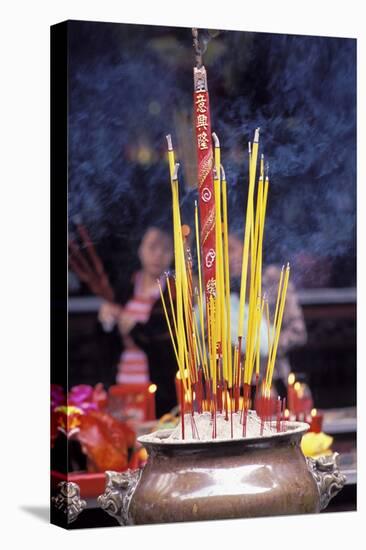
[159,62,290,440]
[69,222,115,302]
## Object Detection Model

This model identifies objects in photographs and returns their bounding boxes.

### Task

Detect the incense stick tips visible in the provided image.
[212,132,220,148]
[220,164,226,180]
[173,162,180,180]
[166,134,173,151]
[254,127,260,143]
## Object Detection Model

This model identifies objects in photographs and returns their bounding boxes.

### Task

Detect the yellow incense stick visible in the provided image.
[214,165,228,382]
[221,164,232,386]
[194,287,209,377]
[244,170,263,382]
[238,128,260,339]
[166,275,178,342]
[170,162,191,386]
[233,345,238,388]
[266,264,290,390]
[194,201,208,369]
[208,294,217,390]
[212,135,223,359]
[265,298,271,359]
[254,297,265,378]
[268,265,284,364]
[157,280,186,390]
[214,172,222,344]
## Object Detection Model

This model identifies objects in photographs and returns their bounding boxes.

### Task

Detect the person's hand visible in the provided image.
[117,311,137,336]
[98,302,122,332]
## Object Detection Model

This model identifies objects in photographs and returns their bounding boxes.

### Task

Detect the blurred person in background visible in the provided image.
[98,225,178,417]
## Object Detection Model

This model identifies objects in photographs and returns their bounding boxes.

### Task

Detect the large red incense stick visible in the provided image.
[193,66,216,302]
[194,61,217,438]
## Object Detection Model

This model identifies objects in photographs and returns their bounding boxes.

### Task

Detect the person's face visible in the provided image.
[228,233,243,278]
[138,228,173,278]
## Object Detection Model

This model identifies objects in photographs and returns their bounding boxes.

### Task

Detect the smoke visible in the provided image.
[68,22,356,288]
[210,32,356,284]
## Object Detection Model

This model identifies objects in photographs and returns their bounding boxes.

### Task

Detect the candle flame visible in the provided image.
[311,408,317,417]
[288,373,295,385]
[148,384,157,394]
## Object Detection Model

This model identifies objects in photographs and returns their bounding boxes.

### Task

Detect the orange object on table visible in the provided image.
[78,410,135,472]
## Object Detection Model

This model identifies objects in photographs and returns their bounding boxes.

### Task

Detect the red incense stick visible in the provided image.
[276,397,281,432]
[69,224,114,302]
[235,337,242,411]
[224,380,229,421]
[230,387,234,438]
[180,379,185,440]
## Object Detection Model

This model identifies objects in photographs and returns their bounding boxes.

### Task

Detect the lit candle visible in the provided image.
[308,408,323,433]
[287,372,295,413]
[147,383,157,420]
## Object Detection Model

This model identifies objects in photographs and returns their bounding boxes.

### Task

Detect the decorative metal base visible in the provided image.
[51,481,87,523]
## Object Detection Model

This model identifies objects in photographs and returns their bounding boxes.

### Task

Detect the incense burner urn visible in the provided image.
[98,421,346,525]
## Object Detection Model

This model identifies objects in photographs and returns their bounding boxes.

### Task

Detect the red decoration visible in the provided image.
[108,383,156,422]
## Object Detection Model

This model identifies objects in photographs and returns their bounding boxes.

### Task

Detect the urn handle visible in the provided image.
[97,469,142,525]
[306,452,346,511]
